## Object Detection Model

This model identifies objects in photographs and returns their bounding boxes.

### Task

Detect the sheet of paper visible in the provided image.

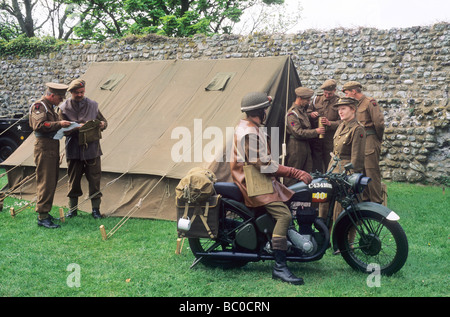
[53,122,81,140]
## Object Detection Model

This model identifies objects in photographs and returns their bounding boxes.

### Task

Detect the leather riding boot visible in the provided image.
[272,250,304,285]
[92,208,102,219]
[67,197,78,218]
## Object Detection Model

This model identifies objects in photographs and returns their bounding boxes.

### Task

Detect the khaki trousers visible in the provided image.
[34,138,60,219]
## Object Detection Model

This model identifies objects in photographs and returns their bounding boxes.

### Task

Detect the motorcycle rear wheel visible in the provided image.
[188,207,250,269]
[334,210,408,276]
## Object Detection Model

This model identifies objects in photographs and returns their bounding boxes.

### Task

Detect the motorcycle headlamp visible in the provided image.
[347,173,371,194]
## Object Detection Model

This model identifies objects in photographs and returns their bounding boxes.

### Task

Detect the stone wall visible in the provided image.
[1,23,449,185]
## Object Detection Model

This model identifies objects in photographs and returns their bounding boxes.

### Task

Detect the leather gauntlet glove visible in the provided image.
[275,165,312,184]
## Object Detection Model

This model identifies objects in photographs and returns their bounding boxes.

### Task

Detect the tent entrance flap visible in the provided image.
[1,56,301,221]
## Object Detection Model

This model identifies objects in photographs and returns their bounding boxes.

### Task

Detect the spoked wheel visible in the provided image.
[188,206,251,269]
[335,210,408,276]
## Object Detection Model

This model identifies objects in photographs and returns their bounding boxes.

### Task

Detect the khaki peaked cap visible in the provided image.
[295,87,314,99]
[342,81,362,92]
[332,97,359,110]
[68,78,86,91]
[46,82,68,96]
[320,79,337,90]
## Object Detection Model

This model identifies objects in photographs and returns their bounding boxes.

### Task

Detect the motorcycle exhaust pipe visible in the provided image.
[195,251,326,263]
[195,252,271,262]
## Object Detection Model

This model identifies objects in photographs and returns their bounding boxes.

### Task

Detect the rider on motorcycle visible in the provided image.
[230,91,313,285]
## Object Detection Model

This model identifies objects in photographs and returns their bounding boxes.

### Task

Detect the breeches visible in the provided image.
[265,201,292,250]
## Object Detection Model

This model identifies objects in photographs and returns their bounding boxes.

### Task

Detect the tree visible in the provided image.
[232,0,302,35]
[63,0,287,40]
[1,0,290,42]
[0,0,40,37]
[0,11,21,40]
[0,0,83,40]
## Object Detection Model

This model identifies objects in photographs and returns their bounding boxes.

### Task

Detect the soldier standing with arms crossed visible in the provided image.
[308,79,341,173]
[342,81,385,204]
[29,83,71,229]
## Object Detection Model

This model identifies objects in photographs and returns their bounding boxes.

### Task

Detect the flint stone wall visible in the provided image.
[1,23,449,185]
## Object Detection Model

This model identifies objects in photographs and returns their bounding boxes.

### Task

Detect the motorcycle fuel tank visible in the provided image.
[289,178,333,203]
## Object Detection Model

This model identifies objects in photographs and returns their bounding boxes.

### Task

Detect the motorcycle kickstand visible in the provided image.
[190,256,203,269]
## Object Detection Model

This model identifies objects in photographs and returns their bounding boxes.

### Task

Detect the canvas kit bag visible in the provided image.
[175,167,220,238]
[79,119,102,146]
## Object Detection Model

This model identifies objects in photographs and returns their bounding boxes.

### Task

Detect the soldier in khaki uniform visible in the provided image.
[342,81,384,204]
[308,79,341,172]
[29,83,71,228]
[319,97,366,222]
[59,79,108,219]
[284,87,325,187]
[330,97,366,174]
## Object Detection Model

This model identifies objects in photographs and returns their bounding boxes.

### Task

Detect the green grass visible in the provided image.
[0,178,448,297]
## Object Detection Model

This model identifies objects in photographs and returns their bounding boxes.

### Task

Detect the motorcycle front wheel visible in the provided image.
[188,206,251,269]
[334,210,408,276]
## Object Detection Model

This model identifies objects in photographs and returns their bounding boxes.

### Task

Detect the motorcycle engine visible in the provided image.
[288,205,318,254]
[287,229,317,254]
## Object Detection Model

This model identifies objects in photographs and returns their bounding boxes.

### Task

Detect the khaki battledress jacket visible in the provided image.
[329,117,366,173]
[284,104,318,186]
[29,98,63,215]
[230,118,293,208]
[319,117,366,221]
[356,95,384,203]
[308,94,341,172]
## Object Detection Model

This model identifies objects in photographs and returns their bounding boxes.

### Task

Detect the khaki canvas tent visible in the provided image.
[1,56,301,221]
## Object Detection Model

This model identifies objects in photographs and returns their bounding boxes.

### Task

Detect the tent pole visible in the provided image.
[280,55,291,183]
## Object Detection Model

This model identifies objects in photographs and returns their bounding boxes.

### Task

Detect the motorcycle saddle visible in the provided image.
[214,182,243,202]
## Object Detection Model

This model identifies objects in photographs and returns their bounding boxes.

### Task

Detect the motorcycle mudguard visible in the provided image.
[335,202,400,224]
[332,202,400,251]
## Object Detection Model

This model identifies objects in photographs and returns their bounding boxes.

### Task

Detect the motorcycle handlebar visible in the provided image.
[310,154,349,180]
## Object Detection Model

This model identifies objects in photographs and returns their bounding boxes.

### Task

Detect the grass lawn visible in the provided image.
[0,178,448,298]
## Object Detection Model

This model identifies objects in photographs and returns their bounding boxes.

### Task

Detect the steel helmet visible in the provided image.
[240,92,272,112]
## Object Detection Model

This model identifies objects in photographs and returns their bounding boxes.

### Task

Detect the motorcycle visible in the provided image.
[188,156,408,276]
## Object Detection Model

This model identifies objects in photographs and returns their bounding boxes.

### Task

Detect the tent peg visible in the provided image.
[175,237,185,254]
[59,208,65,223]
[9,207,15,217]
[99,225,107,240]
